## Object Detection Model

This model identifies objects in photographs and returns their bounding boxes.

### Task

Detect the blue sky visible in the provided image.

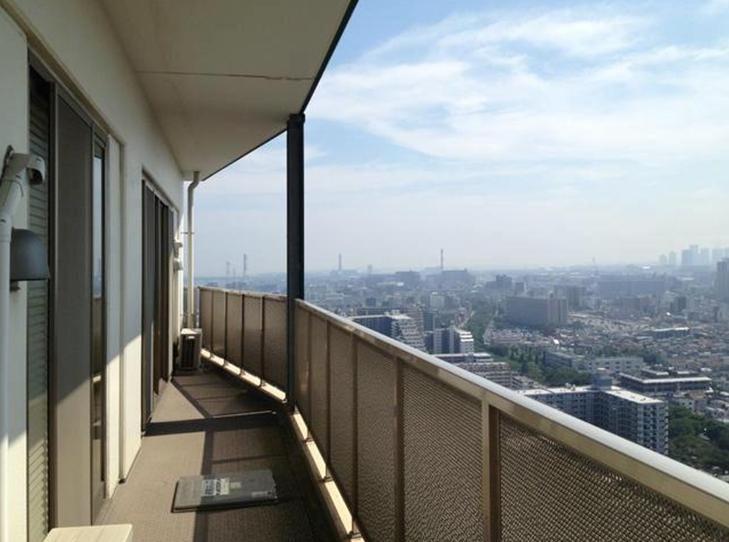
[196,0,729,275]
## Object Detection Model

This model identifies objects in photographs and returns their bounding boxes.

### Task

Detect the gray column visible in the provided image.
[286,113,305,406]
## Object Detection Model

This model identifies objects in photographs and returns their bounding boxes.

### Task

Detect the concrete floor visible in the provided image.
[99,367,336,542]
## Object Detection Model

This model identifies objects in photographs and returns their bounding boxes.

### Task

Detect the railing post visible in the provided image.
[482,400,501,541]
[286,112,305,410]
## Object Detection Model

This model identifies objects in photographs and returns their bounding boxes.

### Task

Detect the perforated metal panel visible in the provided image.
[402,367,484,542]
[309,316,329,458]
[199,289,212,349]
[328,326,355,507]
[243,296,263,376]
[498,415,729,542]
[212,290,226,356]
[357,343,396,542]
[295,306,310,421]
[263,297,287,390]
[225,293,242,367]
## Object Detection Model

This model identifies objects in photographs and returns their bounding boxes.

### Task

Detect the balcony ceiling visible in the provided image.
[101,0,354,179]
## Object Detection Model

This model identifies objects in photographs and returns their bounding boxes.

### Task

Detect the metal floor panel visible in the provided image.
[99,367,336,542]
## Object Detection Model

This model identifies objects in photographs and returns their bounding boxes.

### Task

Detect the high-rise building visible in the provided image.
[716,259,729,301]
[668,251,677,267]
[431,327,474,354]
[700,247,711,266]
[555,285,585,310]
[659,254,668,266]
[505,296,568,328]
[520,373,668,454]
[681,248,693,267]
[351,313,426,351]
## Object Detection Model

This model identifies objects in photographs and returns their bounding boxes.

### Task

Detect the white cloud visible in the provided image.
[309,5,729,165]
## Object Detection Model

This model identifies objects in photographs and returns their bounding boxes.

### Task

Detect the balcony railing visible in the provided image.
[198,287,729,541]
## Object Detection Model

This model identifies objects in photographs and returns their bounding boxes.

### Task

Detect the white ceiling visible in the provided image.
[101,0,353,179]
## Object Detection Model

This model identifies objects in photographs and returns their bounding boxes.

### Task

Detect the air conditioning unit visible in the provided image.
[179,328,202,371]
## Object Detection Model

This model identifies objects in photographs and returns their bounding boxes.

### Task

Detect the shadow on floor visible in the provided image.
[100,366,337,542]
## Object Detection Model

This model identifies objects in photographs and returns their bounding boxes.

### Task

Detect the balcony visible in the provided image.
[97,286,729,541]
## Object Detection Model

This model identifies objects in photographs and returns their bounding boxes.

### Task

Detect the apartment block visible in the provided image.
[521,379,668,454]
[505,296,568,328]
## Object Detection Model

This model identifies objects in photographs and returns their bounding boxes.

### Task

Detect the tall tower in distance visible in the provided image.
[440,248,444,271]
[338,253,342,273]
[243,253,248,278]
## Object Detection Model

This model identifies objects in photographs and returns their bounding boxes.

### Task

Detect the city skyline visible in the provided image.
[199,242,729,278]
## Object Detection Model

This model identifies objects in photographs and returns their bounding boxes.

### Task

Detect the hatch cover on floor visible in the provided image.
[173,470,277,512]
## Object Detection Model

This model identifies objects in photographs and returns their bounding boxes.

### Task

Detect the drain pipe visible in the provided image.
[0,149,45,542]
[186,171,201,328]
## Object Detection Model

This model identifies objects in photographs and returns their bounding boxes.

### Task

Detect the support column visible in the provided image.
[286,113,305,407]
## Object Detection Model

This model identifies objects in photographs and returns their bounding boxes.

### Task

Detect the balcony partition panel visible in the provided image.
[224,292,243,367]
[199,288,212,349]
[263,296,287,390]
[327,326,356,508]
[309,315,330,460]
[243,295,263,376]
[197,287,729,542]
[356,342,398,542]
[211,289,226,357]
[295,305,311,422]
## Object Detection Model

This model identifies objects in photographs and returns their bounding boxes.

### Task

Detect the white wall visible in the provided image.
[0,10,29,542]
[0,0,185,538]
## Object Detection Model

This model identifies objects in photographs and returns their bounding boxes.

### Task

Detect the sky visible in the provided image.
[195,0,729,276]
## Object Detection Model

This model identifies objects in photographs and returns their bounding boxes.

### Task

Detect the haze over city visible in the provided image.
[195,0,729,275]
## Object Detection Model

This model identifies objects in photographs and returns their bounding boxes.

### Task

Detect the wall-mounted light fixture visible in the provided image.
[10,228,49,287]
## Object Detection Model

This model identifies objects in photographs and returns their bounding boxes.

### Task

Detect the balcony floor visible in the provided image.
[99,366,336,542]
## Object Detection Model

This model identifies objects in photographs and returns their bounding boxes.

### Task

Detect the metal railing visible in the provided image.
[198,287,729,541]
[198,287,287,390]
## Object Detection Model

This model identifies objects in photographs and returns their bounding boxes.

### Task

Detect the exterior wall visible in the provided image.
[0,0,185,538]
[0,9,30,541]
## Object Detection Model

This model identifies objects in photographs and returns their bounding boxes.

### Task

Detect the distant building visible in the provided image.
[716,259,729,301]
[544,351,644,374]
[437,355,512,387]
[486,274,513,292]
[351,313,426,352]
[429,292,446,310]
[520,373,668,454]
[394,270,421,288]
[578,356,644,374]
[681,248,693,267]
[597,276,667,299]
[431,327,474,355]
[555,285,586,310]
[505,296,568,328]
[438,269,474,289]
[668,251,677,267]
[618,369,712,398]
[700,247,711,266]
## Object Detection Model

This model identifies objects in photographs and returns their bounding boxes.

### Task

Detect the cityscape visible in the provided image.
[202,243,729,483]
